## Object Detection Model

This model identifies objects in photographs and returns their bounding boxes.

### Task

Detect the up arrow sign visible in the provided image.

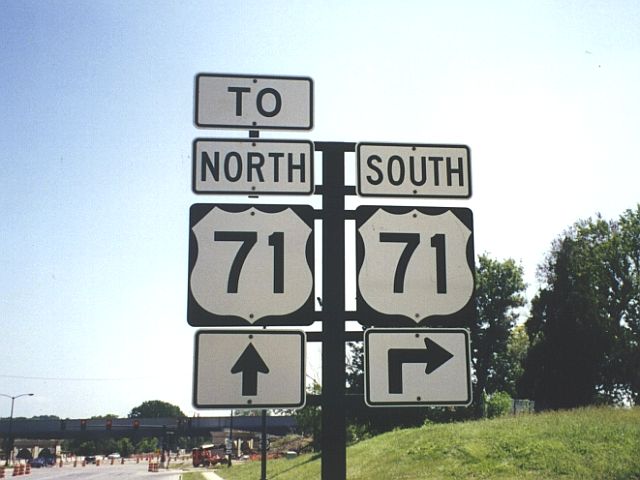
[231,343,270,396]
[388,337,453,394]
[194,330,305,409]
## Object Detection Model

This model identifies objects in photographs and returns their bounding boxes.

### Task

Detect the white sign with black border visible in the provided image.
[195,73,313,130]
[188,204,315,327]
[356,206,475,327]
[357,143,471,198]
[194,330,306,409]
[365,328,472,407]
[193,138,313,194]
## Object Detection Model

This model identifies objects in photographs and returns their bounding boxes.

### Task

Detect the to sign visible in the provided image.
[357,143,471,198]
[356,206,475,326]
[193,138,313,194]
[365,328,472,407]
[188,204,315,326]
[195,73,313,130]
[194,330,306,409]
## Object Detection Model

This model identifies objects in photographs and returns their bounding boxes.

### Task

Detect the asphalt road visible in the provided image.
[5,462,183,479]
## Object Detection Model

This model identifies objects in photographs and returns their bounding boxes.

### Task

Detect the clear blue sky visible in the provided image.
[1,0,639,419]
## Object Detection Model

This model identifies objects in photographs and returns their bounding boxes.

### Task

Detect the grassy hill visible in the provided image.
[216,406,640,479]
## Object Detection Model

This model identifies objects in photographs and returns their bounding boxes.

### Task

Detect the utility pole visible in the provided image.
[1,393,34,466]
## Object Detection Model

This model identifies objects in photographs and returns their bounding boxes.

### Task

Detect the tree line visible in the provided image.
[520,205,640,408]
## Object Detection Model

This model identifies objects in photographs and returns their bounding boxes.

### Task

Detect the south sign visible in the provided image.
[357,143,471,198]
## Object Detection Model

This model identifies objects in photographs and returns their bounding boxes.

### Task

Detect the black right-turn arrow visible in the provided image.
[388,337,454,394]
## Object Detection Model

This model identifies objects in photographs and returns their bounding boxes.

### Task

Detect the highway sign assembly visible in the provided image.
[193,330,306,409]
[355,206,475,326]
[357,143,471,198]
[195,73,313,130]
[188,203,315,326]
[364,328,472,407]
[189,72,477,480]
[193,138,314,194]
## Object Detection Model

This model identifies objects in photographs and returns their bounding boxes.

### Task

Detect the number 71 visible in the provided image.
[379,233,446,294]
[214,231,284,294]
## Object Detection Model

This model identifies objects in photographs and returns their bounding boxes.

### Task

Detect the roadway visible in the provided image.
[9,462,179,479]
[5,461,226,480]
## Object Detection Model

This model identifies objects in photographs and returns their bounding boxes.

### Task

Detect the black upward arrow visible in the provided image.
[230,343,270,396]
[388,337,454,394]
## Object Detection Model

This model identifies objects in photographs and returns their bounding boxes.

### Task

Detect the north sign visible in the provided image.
[365,328,472,407]
[193,330,306,409]
[193,138,313,194]
[357,143,471,198]
[356,206,475,326]
[188,204,314,326]
[195,73,313,130]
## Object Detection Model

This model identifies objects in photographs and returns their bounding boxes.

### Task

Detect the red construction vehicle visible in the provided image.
[192,444,226,467]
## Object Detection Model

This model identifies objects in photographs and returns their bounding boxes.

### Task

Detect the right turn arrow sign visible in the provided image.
[365,328,472,407]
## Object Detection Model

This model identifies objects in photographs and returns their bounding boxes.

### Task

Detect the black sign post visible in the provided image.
[316,141,354,480]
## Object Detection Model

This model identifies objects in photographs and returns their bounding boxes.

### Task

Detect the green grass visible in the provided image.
[179,473,209,480]
[216,407,640,479]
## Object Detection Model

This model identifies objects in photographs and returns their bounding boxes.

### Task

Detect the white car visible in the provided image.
[107,453,121,459]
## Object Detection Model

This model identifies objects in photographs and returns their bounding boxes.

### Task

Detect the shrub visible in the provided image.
[486,391,512,418]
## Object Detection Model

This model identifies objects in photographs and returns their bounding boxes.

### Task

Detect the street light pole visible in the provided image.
[1,393,34,466]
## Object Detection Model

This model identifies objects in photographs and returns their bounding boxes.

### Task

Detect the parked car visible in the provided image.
[107,453,121,459]
[30,457,49,468]
[85,455,96,464]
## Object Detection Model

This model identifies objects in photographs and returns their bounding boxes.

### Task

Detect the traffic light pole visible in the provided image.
[316,142,355,480]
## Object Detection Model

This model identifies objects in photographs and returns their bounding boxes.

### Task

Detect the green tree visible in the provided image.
[472,254,526,406]
[117,438,134,457]
[520,209,640,408]
[135,437,158,454]
[293,380,321,450]
[504,324,529,394]
[612,206,640,404]
[128,400,184,418]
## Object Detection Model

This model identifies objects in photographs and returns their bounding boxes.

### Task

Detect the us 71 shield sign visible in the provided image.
[187,204,315,326]
[356,206,475,327]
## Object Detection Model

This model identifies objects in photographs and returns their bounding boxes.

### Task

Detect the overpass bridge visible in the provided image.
[0,416,298,440]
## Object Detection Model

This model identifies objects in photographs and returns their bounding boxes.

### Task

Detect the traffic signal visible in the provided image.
[106,419,112,430]
[80,419,87,431]
[132,419,140,430]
